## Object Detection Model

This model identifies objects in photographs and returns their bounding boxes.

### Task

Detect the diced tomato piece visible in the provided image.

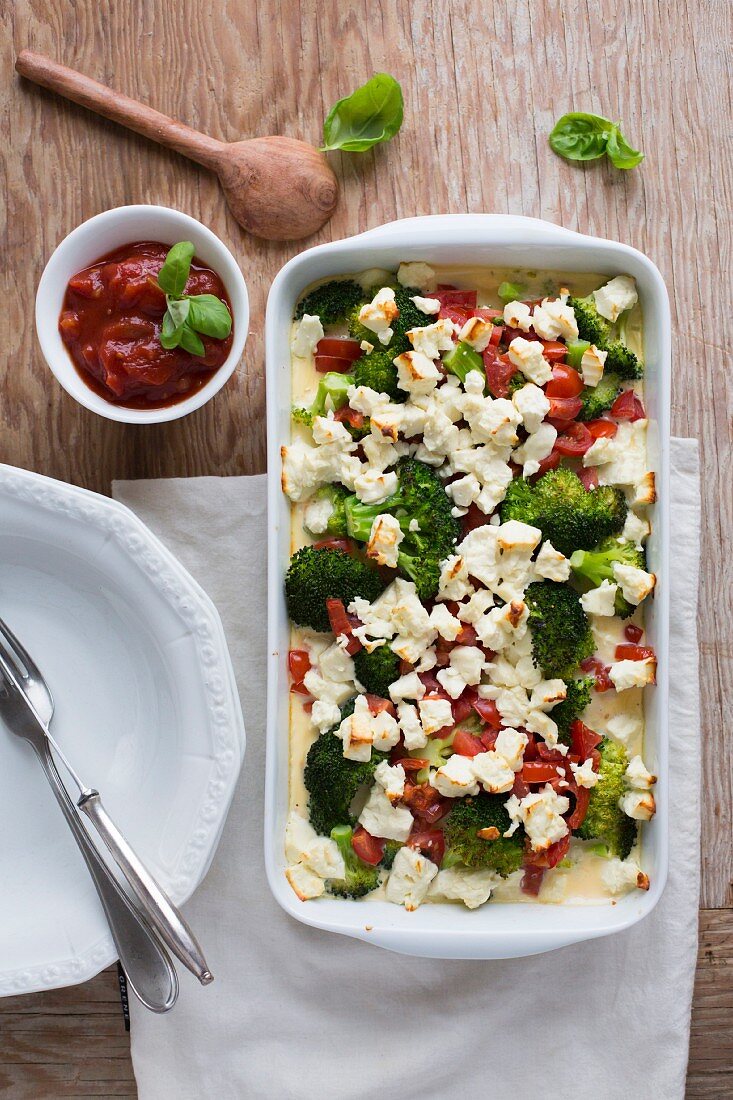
[536,742,566,763]
[365,694,397,717]
[333,405,365,430]
[578,467,599,490]
[521,761,560,785]
[547,395,583,420]
[471,306,502,320]
[402,782,444,818]
[408,825,446,865]
[520,865,546,896]
[440,305,470,326]
[394,757,429,773]
[316,337,363,361]
[472,697,501,729]
[418,671,445,695]
[483,347,515,399]
[314,354,355,374]
[451,687,478,725]
[452,729,485,757]
[522,733,538,761]
[580,656,614,693]
[555,421,594,456]
[566,786,591,830]
[512,774,531,799]
[570,720,602,760]
[480,728,499,751]
[540,341,568,363]
[503,326,541,345]
[325,597,361,654]
[460,502,492,535]
[586,418,618,439]
[527,833,571,869]
[453,623,478,647]
[314,537,356,554]
[615,643,656,661]
[611,389,646,421]
[545,363,584,398]
[288,649,311,685]
[435,288,477,309]
[625,623,643,643]
[533,448,562,479]
[352,826,385,865]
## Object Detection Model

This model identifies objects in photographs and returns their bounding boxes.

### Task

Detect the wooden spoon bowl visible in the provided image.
[15,51,338,241]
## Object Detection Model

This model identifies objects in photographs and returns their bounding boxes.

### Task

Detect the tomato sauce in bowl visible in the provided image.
[58,241,234,409]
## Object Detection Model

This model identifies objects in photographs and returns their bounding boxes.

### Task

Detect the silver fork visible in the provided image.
[0,620,178,1011]
[0,616,213,985]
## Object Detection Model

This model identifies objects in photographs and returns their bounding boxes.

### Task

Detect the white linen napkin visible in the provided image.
[115,438,700,1100]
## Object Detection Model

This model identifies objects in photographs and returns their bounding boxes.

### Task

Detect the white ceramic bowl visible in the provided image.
[36,205,249,424]
[265,214,670,960]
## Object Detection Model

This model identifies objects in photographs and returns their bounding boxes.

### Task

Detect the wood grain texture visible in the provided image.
[1,0,731,1095]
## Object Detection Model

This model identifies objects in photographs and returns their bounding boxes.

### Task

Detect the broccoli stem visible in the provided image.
[442,341,485,385]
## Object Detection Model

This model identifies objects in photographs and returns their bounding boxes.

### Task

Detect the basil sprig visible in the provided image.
[549,112,644,170]
[321,73,403,153]
[157,241,232,355]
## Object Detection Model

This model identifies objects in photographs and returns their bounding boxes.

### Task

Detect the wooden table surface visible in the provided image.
[2,0,732,1095]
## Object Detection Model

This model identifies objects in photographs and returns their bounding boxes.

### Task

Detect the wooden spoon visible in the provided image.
[15,50,339,241]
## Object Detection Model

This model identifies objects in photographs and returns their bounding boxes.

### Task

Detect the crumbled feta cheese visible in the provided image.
[291,314,324,357]
[630,471,656,506]
[513,422,557,478]
[623,510,651,547]
[429,865,497,909]
[472,750,515,794]
[429,603,463,641]
[612,562,656,605]
[419,696,454,735]
[570,758,600,788]
[625,755,657,789]
[389,671,426,703]
[411,295,441,315]
[397,701,427,749]
[535,541,571,582]
[448,473,481,509]
[385,845,439,910]
[532,297,579,341]
[580,344,607,388]
[366,513,404,568]
[303,668,354,711]
[497,520,543,553]
[285,811,318,863]
[358,287,399,345]
[303,494,334,535]
[374,760,406,801]
[583,436,618,468]
[619,789,656,820]
[397,262,436,291]
[474,601,529,653]
[360,338,374,354]
[319,642,356,684]
[408,317,455,359]
[513,784,570,851]
[580,580,619,617]
[359,786,414,842]
[508,337,553,385]
[608,658,656,691]
[310,699,342,734]
[530,679,567,711]
[348,385,392,416]
[302,837,347,879]
[335,695,376,761]
[449,645,485,685]
[434,753,480,798]
[494,727,529,772]
[601,857,650,895]
[595,420,649,485]
[458,315,495,352]
[503,300,532,331]
[353,468,399,504]
[593,275,638,323]
[394,350,443,395]
[312,415,353,448]
[285,862,325,900]
[605,712,643,747]
[458,589,495,623]
[512,382,550,434]
[438,555,475,601]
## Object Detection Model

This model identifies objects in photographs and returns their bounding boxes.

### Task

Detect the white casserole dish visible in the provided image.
[264,214,670,959]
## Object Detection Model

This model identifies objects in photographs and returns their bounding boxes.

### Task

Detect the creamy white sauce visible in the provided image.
[286,266,648,906]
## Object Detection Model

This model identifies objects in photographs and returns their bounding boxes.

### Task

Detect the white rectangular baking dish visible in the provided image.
[264,214,670,959]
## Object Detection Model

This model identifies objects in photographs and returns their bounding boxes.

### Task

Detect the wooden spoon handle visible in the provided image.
[16,51,225,171]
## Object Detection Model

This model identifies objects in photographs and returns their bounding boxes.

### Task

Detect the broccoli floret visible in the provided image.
[295,279,364,325]
[327,825,380,898]
[568,295,613,347]
[443,794,525,877]
[303,725,378,836]
[303,484,350,538]
[524,581,595,680]
[348,284,430,353]
[285,546,385,632]
[507,373,526,395]
[570,537,647,618]
[577,373,622,421]
[553,677,594,745]
[411,730,456,783]
[344,458,460,599]
[292,372,354,427]
[381,839,403,870]
[577,739,637,858]
[353,645,401,698]
[500,468,627,558]
[352,347,405,403]
[604,340,642,380]
[569,296,643,380]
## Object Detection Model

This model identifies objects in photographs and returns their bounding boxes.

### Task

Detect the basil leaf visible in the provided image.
[166,296,191,328]
[158,241,194,297]
[549,112,613,162]
[187,294,232,339]
[606,125,644,170]
[160,310,183,350]
[321,73,403,153]
[178,322,206,357]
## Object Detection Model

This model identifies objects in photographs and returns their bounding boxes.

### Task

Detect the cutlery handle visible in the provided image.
[15,50,225,171]
[34,746,178,1012]
[78,790,213,985]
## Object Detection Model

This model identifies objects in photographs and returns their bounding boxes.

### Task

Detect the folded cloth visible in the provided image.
[115,438,700,1100]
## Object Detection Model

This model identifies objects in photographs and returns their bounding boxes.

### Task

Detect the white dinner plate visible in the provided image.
[0,464,245,995]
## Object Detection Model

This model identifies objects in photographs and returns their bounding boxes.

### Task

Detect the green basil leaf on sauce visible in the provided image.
[158,241,194,298]
[178,322,206,357]
[606,125,644,170]
[160,310,183,350]
[166,296,191,329]
[321,74,404,153]
[187,294,232,339]
[549,113,613,162]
